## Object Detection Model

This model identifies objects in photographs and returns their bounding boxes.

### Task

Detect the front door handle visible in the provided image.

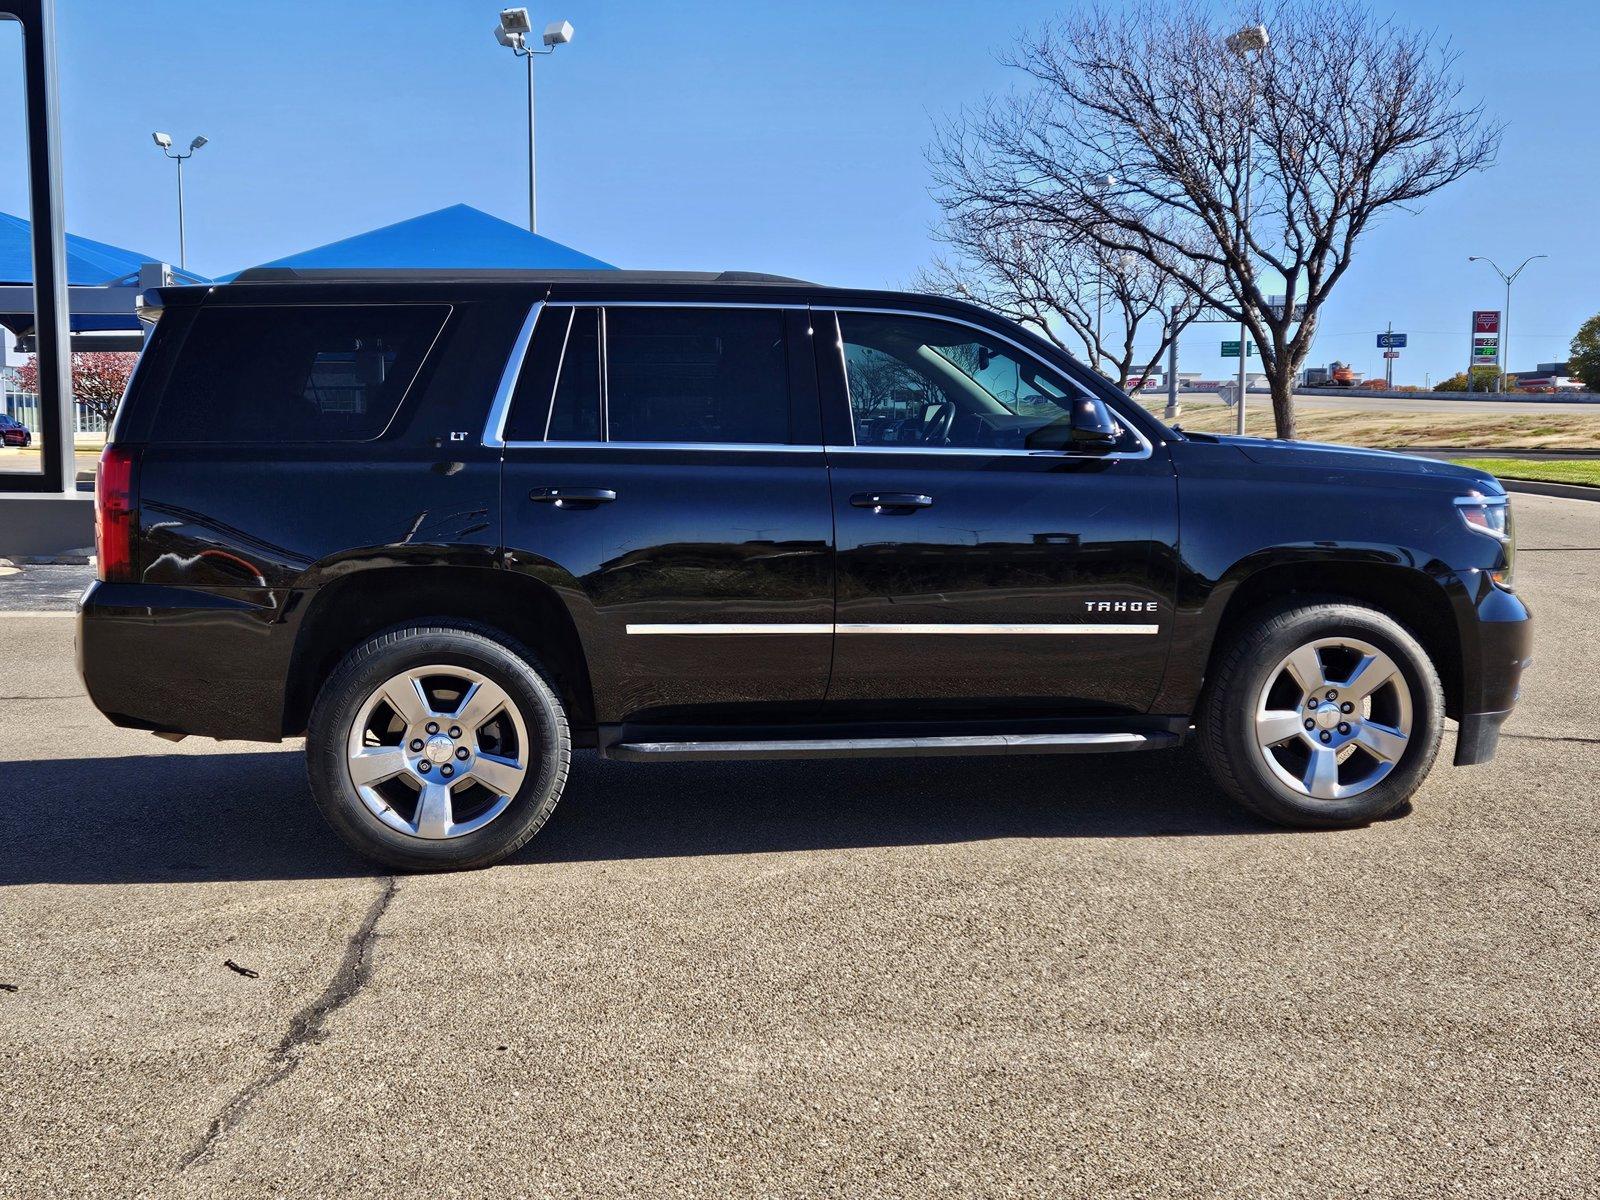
[529,486,617,510]
[851,491,933,513]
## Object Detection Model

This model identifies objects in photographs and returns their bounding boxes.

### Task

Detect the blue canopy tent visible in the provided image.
[0,211,207,347]
[229,204,614,276]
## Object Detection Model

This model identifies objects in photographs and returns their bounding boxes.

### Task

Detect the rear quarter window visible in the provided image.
[148,303,450,443]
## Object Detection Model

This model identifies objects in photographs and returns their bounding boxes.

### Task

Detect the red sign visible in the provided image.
[1473,310,1501,334]
[1383,350,1400,359]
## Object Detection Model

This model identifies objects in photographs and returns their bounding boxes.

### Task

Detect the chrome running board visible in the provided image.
[605,730,1174,763]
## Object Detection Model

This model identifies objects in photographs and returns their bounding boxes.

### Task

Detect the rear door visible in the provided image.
[496,301,834,726]
[815,307,1178,719]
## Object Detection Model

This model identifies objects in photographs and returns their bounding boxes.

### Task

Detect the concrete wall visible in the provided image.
[0,493,94,557]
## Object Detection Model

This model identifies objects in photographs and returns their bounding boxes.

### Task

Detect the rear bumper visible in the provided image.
[1449,573,1533,767]
[76,580,295,742]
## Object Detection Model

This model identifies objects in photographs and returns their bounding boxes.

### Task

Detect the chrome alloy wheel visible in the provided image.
[344,665,531,840]
[1253,636,1414,802]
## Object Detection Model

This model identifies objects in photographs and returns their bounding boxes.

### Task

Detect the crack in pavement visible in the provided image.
[180,875,397,1172]
[1502,731,1600,746]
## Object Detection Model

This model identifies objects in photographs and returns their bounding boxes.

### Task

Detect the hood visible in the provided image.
[1193,433,1504,495]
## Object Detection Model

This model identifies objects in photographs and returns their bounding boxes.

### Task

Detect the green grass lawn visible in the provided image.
[1450,458,1600,487]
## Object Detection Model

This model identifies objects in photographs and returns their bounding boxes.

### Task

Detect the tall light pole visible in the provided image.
[151,132,207,270]
[1225,23,1268,435]
[1468,254,1547,392]
[494,9,574,233]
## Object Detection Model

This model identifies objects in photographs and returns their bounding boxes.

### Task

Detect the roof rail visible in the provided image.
[224,266,816,286]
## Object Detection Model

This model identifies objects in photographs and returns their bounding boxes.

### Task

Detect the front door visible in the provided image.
[499,302,834,726]
[815,308,1177,719]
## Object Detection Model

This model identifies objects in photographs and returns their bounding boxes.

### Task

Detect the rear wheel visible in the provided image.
[1200,600,1444,828]
[307,623,570,871]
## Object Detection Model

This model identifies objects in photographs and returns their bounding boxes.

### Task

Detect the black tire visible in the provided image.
[306,622,570,871]
[1198,598,1444,829]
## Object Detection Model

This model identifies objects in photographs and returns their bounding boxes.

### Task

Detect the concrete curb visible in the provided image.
[1297,386,1600,404]
[1499,478,1600,503]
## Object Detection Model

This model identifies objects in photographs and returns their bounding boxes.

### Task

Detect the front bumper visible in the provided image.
[1449,573,1533,766]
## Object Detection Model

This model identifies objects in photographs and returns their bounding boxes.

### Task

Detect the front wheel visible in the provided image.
[306,623,571,871]
[1199,600,1444,828]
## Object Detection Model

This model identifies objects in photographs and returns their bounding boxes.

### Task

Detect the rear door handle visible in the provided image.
[529,486,617,509]
[851,491,933,513]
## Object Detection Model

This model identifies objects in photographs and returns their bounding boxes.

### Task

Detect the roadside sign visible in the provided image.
[1267,295,1308,321]
[1376,332,1408,348]
[1472,337,1499,360]
[1473,310,1501,334]
[1383,350,1400,360]
[1221,340,1256,358]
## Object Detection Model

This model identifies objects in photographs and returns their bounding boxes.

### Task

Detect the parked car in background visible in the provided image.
[79,268,1531,871]
[0,413,32,447]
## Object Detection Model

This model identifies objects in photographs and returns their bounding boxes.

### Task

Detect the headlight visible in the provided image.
[1456,491,1515,587]
[1455,492,1510,541]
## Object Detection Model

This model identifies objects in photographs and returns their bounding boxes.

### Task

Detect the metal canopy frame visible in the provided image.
[1,0,74,493]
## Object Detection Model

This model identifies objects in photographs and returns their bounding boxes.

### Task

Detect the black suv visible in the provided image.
[78,270,1531,870]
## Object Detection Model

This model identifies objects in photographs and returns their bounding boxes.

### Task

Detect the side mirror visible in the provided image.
[1069,396,1122,450]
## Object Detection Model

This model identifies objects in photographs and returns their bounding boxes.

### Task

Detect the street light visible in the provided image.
[1468,254,1548,392]
[1225,23,1268,435]
[151,132,207,270]
[493,8,575,233]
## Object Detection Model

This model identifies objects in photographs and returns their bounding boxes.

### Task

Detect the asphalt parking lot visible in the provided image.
[1,492,1595,1198]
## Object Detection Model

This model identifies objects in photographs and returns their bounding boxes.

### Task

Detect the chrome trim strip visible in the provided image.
[626,623,832,635]
[508,440,824,453]
[500,440,1122,460]
[541,300,810,310]
[626,622,1159,636]
[617,732,1148,756]
[486,299,1154,459]
[482,300,544,449]
[1453,493,1510,506]
[837,622,1159,636]
[822,445,1126,460]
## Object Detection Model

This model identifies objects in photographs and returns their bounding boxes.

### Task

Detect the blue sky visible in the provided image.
[2,0,1595,384]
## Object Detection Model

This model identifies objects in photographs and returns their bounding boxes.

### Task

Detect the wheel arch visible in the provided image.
[282,564,596,741]
[1204,558,1465,721]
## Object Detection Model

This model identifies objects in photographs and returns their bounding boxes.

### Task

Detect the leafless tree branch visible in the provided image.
[927,0,1499,438]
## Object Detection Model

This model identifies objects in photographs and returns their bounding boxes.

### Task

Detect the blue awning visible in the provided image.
[0,211,208,336]
[0,210,209,288]
[229,204,614,275]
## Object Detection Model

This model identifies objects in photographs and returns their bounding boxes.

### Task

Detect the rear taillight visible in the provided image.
[95,445,138,583]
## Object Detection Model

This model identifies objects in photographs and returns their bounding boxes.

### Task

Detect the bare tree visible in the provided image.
[916,210,1209,390]
[930,0,1499,438]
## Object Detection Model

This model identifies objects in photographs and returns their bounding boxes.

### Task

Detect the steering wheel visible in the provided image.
[923,401,956,446]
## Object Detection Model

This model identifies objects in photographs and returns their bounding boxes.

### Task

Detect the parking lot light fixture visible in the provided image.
[150,131,207,269]
[1468,254,1547,392]
[493,8,576,233]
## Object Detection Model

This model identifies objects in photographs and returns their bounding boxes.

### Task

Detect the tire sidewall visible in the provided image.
[308,626,569,870]
[1220,603,1443,826]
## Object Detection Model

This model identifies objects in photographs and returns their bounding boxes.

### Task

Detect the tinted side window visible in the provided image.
[837,313,1088,451]
[151,304,449,443]
[605,307,790,445]
[503,306,602,442]
[548,308,601,441]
